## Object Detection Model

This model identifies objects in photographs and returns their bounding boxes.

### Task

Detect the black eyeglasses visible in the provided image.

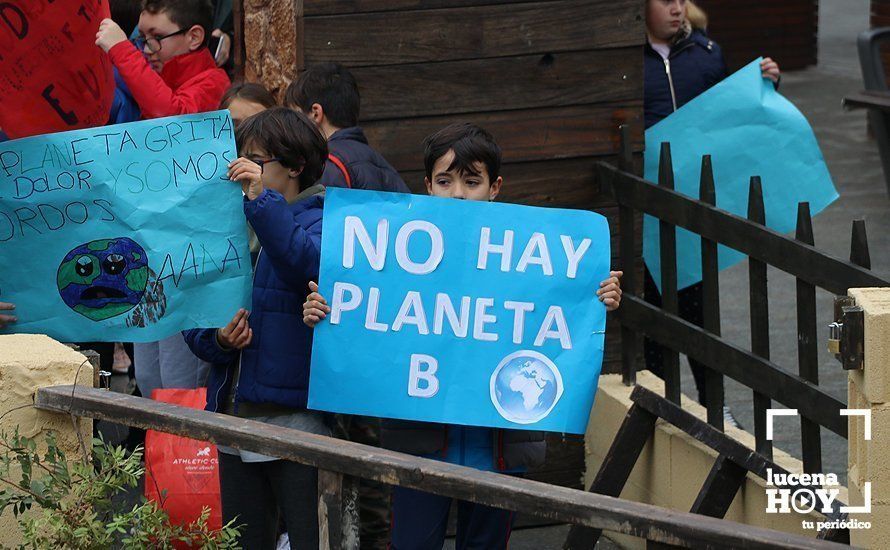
[132,28,188,54]
[252,157,283,173]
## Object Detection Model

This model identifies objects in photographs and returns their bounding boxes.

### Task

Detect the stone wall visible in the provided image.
[242,0,300,100]
[0,334,93,547]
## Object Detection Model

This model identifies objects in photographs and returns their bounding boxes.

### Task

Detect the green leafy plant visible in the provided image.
[0,430,241,549]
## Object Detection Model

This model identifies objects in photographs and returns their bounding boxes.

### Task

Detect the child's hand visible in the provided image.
[597,271,623,312]
[0,302,16,328]
[95,19,128,53]
[303,281,330,328]
[228,157,264,201]
[216,308,253,349]
[761,57,781,83]
[212,29,231,66]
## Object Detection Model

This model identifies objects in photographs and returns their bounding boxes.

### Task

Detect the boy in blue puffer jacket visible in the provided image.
[183,106,328,549]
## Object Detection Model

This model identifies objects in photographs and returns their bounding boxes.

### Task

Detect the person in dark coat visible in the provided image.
[645,0,780,129]
[285,62,410,194]
[643,0,780,425]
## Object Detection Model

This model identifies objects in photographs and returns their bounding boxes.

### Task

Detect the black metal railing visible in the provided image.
[607,125,888,470]
[34,385,848,550]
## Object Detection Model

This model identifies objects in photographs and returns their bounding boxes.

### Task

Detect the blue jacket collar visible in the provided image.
[329,126,368,145]
[646,29,713,60]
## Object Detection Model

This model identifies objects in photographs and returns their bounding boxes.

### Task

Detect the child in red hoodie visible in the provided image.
[95,0,230,119]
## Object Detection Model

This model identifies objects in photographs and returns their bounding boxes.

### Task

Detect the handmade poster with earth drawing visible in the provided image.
[0,112,251,342]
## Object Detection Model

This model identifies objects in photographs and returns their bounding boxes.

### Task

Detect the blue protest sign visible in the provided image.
[644,58,839,291]
[0,111,252,342]
[308,188,610,434]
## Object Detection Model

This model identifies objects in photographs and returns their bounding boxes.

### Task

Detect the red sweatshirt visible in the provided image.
[108,42,231,119]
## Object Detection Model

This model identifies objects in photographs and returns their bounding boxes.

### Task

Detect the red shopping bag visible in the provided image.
[144,388,222,533]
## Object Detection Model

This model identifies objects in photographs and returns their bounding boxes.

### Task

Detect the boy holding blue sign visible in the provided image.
[304,123,622,549]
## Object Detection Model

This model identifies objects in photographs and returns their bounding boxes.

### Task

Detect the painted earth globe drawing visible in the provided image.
[490,350,564,424]
[57,238,149,321]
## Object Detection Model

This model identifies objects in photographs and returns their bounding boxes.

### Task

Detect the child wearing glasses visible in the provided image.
[96,0,230,119]
[183,107,330,548]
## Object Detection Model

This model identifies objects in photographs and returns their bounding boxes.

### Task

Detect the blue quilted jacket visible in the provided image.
[318,127,409,193]
[184,187,323,413]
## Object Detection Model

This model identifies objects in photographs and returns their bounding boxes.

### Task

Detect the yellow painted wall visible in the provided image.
[585,371,835,548]
[847,288,890,549]
[0,334,93,547]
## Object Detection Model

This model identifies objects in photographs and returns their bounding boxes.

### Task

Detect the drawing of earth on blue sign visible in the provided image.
[57,238,149,321]
[490,350,564,424]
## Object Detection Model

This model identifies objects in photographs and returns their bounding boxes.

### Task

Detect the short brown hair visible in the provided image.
[236,107,328,191]
[284,62,360,128]
[423,123,501,182]
[220,83,277,110]
[142,0,214,46]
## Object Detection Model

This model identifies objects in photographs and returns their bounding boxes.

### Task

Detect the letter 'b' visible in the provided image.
[408,354,439,398]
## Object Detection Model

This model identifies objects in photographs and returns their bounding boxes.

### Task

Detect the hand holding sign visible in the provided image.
[0,303,16,328]
[216,308,253,350]
[227,157,264,200]
[597,271,623,311]
[760,57,781,83]
[95,18,129,53]
[303,281,330,327]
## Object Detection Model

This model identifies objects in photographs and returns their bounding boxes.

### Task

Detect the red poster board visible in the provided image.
[0,0,115,139]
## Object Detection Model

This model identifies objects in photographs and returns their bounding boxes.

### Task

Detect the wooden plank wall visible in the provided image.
[243,0,645,491]
[875,0,890,27]
[302,0,645,380]
[871,0,890,83]
[696,0,819,71]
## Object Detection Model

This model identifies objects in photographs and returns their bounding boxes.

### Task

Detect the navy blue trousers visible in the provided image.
[390,485,514,550]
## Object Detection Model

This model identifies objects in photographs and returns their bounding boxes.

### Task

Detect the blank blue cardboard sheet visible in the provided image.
[644,58,838,291]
